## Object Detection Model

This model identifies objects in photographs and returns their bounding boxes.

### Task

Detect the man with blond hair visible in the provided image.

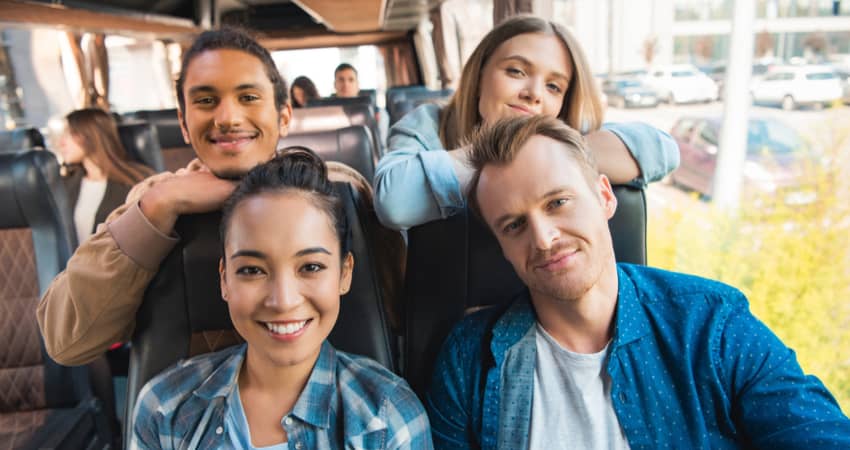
[426,115,850,449]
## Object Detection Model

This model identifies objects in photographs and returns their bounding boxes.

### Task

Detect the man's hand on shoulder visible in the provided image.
[139,160,237,235]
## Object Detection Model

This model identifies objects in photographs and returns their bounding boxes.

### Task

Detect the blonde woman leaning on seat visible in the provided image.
[374,15,679,230]
[60,108,153,244]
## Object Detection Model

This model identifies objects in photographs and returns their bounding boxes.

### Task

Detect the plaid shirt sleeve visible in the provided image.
[383,382,433,450]
[129,375,167,450]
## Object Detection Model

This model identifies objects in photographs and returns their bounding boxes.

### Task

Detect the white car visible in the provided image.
[750,65,843,110]
[646,65,718,104]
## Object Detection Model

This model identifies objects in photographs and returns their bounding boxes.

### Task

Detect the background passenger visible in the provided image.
[374,15,680,230]
[333,63,360,98]
[290,75,319,107]
[60,108,153,244]
[131,150,431,450]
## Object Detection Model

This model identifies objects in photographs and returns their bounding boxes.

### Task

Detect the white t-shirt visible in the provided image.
[528,323,631,450]
[73,178,107,244]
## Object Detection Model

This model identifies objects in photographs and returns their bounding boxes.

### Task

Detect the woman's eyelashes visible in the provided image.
[235,265,266,277]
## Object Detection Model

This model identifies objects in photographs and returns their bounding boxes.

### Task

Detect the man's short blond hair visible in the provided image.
[467,115,598,219]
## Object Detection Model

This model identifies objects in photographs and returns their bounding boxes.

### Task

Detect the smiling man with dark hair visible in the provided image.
[427,114,850,449]
[37,27,293,365]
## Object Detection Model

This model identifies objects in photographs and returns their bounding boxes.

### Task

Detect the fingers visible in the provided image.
[186,158,210,173]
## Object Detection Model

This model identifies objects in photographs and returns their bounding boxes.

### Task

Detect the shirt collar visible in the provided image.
[193,344,246,400]
[490,291,537,364]
[612,264,652,347]
[489,264,653,359]
[289,341,336,429]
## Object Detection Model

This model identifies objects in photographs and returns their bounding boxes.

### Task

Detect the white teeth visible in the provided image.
[265,320,308,335]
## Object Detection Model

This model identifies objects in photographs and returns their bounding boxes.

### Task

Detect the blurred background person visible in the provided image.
[333,63,360,97]
[290,75,320,107]
[60,108,153,244]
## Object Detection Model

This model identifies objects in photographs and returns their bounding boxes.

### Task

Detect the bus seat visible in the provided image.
[402,185,647,395]
[307,95,375,109]
[122,109,192,172]
[386,85,430,112]
[290,103,383,157]
[388,89,453,126]
[124,180,399,443]
[117,122,165,172]
[279,125,376,181]
[0,128,46,152]
[0,150,111,449]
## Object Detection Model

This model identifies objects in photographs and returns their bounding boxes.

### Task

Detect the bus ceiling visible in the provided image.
[0,0,444,47]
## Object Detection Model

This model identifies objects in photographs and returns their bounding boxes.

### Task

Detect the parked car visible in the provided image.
[698,62,782,100]
[646,64,718,104]
[601,78,659,108]
[669,116,816,205]
[834,69,850,104]
[750,65,843,110]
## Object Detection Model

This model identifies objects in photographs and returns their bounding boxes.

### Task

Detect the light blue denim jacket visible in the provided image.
[426,264,850,450]
[373,104,680,230]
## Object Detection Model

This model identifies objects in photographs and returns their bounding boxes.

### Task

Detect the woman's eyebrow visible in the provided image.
[295,247,332,257]
[230,249,267,259]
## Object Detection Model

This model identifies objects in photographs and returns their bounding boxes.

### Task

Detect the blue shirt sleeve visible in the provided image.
[718,299,850,447]
[374,104,464,231]
[601,122,680,185]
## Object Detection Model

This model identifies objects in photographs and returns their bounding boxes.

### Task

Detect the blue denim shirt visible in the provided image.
[426,264,850,449]
[373,104,680,230]
[131,342,432,450]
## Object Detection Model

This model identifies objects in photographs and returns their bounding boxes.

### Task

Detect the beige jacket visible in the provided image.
[37,170,180,365]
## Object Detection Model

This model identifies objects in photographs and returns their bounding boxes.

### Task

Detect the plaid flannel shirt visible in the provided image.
[131,341,432,449]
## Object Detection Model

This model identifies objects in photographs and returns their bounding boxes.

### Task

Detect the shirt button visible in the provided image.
[618,392,628,403]
[215,426,223,435]
[295,443,302,450]
[284,417,293,425]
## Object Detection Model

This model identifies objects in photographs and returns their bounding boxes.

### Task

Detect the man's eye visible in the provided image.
[240,94,260,102]
[193,97,215,105]
[547,198,568,210]
[502,218,525,234]
[235,266,264,276]
[301,263,326,273]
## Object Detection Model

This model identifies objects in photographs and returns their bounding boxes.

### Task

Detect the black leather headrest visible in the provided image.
[122,109,185,149]
[0,128,46,152]
[291,104,375,133]
[386,85,430,109]
[0,150,76,287]
[388,89,453,125]
[403,185,647,394]
[279,125,376,181]
[117,122,165,172]
[307,95,374,108]
[126,180,397,437]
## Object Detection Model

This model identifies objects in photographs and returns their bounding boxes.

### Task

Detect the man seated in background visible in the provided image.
[333,63,360,98]
[427,115,850,449]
